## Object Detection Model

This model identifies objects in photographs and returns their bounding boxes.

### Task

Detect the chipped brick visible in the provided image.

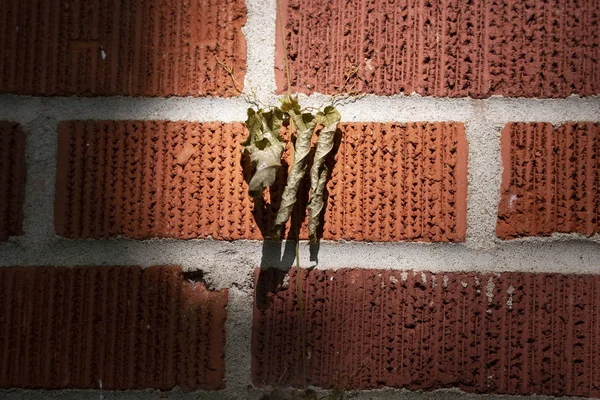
[0,122,26,241]
[0,265,227,390]
[0,0,246,96]
[276,0,600,98]
[252,268,600,397]
[497,122,600,239]
[55,121,467,242]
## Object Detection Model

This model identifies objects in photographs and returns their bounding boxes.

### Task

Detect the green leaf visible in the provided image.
[273,103,317,234]
[242,108,286,198]
[308,106,341,243]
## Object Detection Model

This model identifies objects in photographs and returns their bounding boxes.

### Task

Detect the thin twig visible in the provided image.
[215,56,244,94]
[217,57,274,110]
[337,65,360,94]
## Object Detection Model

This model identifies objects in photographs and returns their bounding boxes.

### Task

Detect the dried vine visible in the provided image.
[241,96,340,243]
[230,1,350,392]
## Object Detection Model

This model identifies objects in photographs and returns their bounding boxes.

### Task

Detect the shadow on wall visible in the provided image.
[239,128,343,271]
[0,265,228,391]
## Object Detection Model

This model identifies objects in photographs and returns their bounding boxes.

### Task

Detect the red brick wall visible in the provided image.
[1,0,600,396]
[0,266,228,391]
[253,268,600,397]
[0,0,246,96]
[497,122,600,239]
[54,121,467,242]
[275,0,600,97]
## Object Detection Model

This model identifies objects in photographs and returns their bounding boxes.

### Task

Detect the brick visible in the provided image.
[276,0,600,98]
[55,121,467,242]
[0,122,26,241]
[253,268,600,397]
[0,265,228,391]
[497,122,600,239]
[0,0,246,97]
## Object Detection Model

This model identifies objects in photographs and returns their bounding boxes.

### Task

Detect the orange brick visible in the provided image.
[253,268,600,396]
[0,266,228,390]
[55,121,467,242]
[497,122,600,239]
[0,0,246,96]
[276,0,600,98]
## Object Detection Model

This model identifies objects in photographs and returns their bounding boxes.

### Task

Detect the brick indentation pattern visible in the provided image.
[497,122,600,239]
[54,121,467,242]
[276,0,600,98]
[0,0,246,96]
[253,268,600,397]
[0,266,228,390]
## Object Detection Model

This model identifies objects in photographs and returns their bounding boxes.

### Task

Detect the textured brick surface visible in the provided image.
[0,0,246,96]
[0,265,227,391]
[276,0,600,98]
[497,122,600,239]
[253,268,600,396]
[0,122,26,241]
[55,121,467,242]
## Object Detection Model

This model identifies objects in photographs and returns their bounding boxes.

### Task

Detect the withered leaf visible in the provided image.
[273,95,317,234]
[242,108,286,198]
[308,106,340,243]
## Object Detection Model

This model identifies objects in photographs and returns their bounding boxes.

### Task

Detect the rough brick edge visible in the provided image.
[497,122,600,239]
[252,268,600,397]
[0,121,26,241]
[455,124,468,241]
[0,265,227,391]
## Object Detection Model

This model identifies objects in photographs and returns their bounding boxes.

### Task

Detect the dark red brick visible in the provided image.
[0,266,227,390]
[54,121,467,242]
[497,122,600,239]
[253,268,600,397]
[0,122,26,241]
[0,0,246,97]
[276,0,600,98]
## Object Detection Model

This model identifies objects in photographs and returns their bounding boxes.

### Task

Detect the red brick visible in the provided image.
[497,122,600,239]
[276,0,600,98]
[0,265,227,391]
[0,0,246,97]
[54,121,467,242]
[253,268,600,397]
[0,122,26,241]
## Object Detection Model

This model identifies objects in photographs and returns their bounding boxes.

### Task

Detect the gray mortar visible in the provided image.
[243,0,278,101]
[2,239,600,277]
[1,0,600,398]
[224,287,255,391]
